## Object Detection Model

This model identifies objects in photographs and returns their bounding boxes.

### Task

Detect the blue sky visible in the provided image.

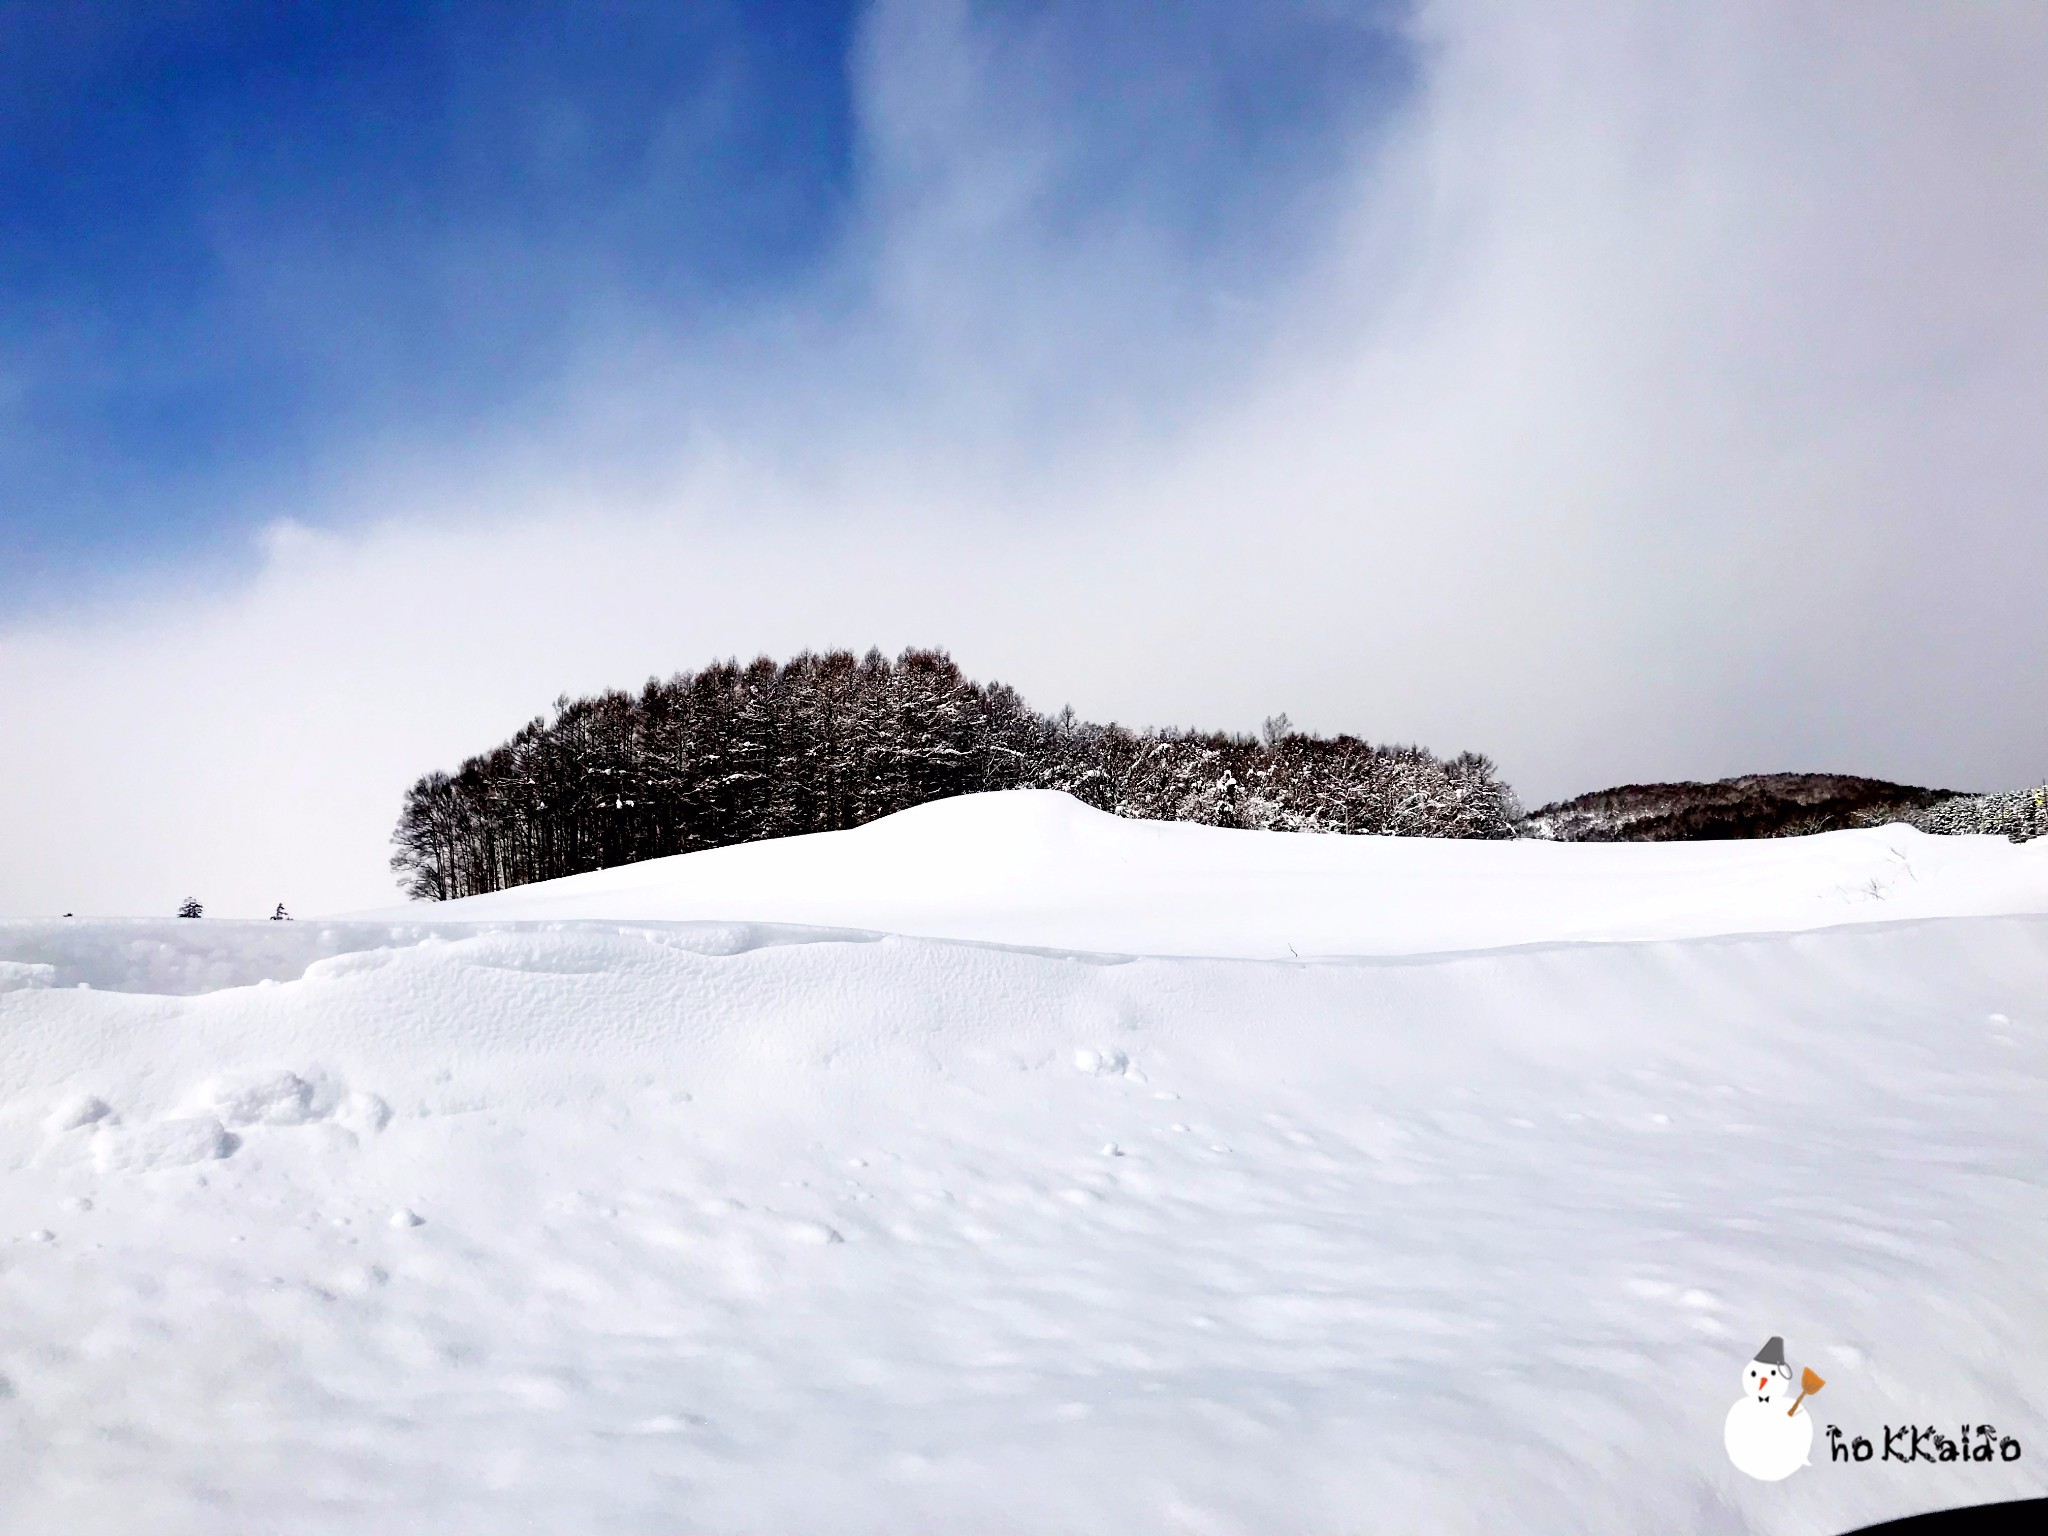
[0,0,1412,602]
[2,1,2043,914]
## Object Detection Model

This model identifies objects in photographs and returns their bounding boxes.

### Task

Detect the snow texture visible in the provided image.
[2,790,2046,1533]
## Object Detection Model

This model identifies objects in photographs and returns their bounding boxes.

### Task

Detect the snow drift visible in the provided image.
[4,792,2046,1534]
[357,789,2048,956]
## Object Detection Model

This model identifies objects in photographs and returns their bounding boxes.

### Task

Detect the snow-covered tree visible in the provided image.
[389,648,1523,900]
[1909,782,2048,843]
[177,897,203,919]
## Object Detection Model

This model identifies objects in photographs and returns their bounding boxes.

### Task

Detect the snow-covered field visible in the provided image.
[4,792,2045,1533]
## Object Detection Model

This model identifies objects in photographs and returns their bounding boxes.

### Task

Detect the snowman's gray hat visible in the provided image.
[1752,1336,1787,1368]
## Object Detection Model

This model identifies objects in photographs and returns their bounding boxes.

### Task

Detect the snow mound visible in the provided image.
[347,789,2048,957]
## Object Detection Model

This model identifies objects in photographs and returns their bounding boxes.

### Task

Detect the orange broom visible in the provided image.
[1788,1366,1826,1416]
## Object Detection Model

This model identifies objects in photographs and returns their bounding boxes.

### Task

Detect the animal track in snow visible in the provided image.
[62,1068,390,1175]
[335,1091,393,1136]
[196,1069,391,1137]
[331,1264,391,1296]
[45,1094,113,1134]
[94,1116,237,1173]
[190,1069,390,1139]
[781,1219,844,1246]
[200,1069,328,1127]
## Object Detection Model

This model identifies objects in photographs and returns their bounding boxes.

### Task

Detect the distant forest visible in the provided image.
[391,649,1522,900]
[1523,772,2047,845]
[390,650,2047,899]
[1520,772,1959,842]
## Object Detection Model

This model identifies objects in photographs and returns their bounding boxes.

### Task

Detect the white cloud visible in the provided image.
[3,0,2044,916]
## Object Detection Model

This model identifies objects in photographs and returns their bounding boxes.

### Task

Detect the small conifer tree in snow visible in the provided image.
[177,897,203,919]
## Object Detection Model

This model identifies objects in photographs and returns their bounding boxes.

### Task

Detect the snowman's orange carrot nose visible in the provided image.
[1788,1367,1826,1416]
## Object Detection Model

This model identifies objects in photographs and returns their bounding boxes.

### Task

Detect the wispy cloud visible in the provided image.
[2,0,2043,917]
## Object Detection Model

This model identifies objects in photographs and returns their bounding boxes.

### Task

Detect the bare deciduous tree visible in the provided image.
[390,648,1522,900]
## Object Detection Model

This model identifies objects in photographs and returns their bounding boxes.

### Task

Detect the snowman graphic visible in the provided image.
[1724,1336,1825,1481]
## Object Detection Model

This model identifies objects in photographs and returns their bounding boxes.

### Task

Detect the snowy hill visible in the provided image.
[4,791,2046,1533]
[355,788,2048,954]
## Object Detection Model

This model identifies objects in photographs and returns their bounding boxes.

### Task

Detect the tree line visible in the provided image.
[1522,772,2048,844]
[1908,783,2048,843]
[390,648,1521,900]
